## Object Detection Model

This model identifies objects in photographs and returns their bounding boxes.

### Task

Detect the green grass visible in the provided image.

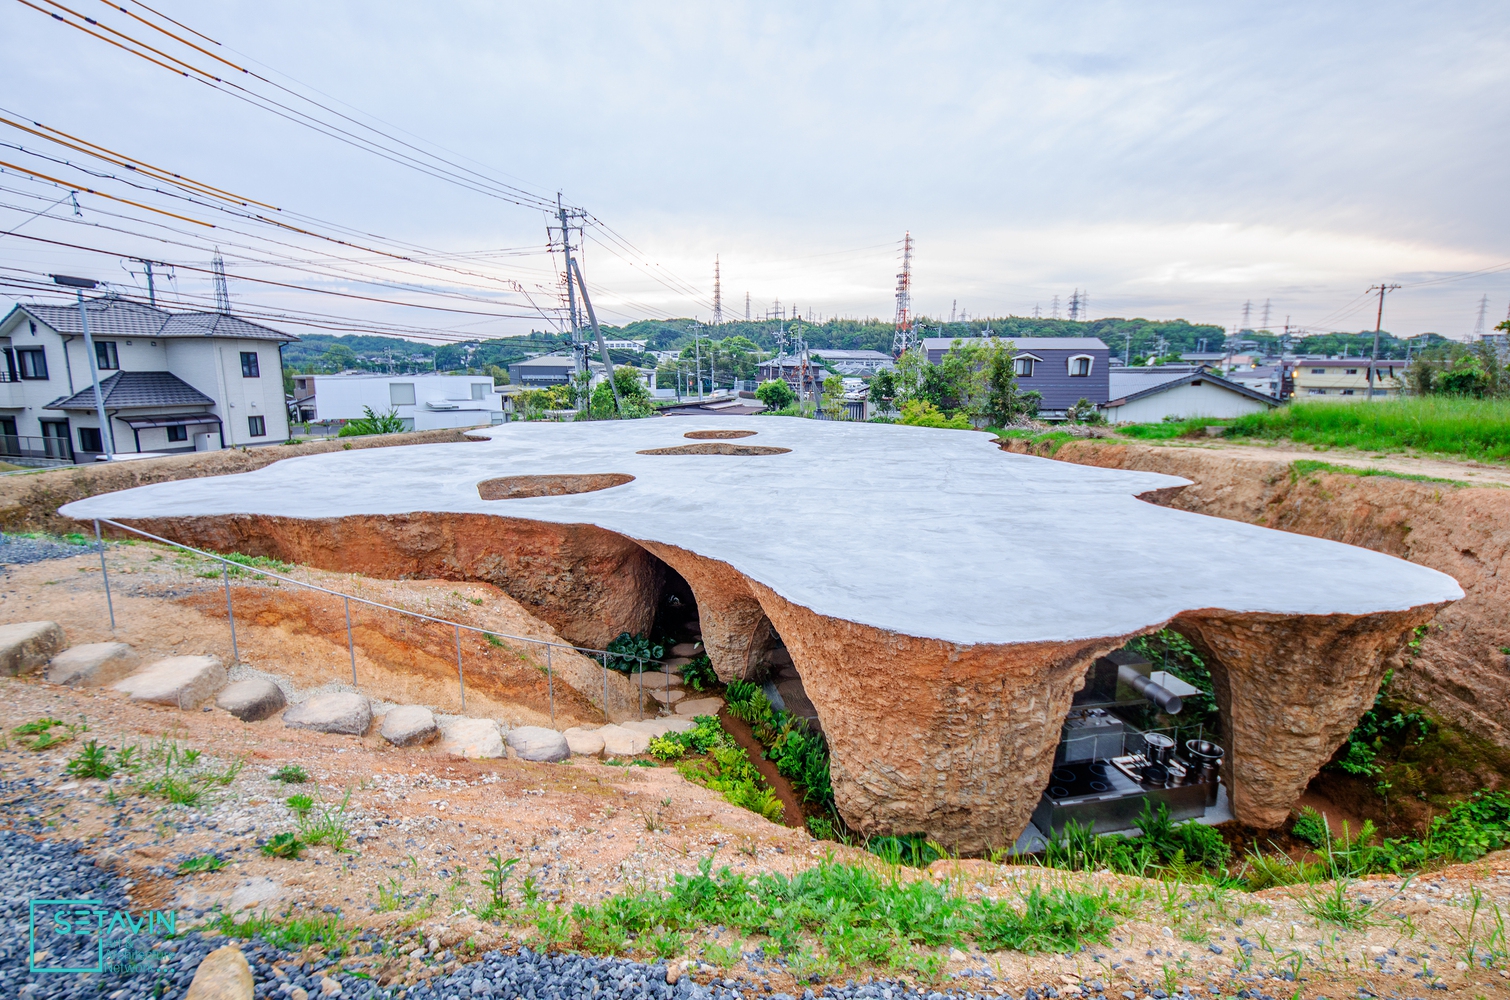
[1226,397,1510,462]
[1289,459,1473,486]
[992,428,1079,454]
[65,740,115,778]
[649,714,784,822]
[178,853,228,874]
[558,857,1120,972]
[194,551,294,580]
[13,716,84,751]
[261,832,305,859]
[211,909,355,954]
[270,763,310,783]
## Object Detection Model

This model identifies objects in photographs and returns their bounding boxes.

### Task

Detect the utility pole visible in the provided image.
[569,258,620,415]
[694,330,703,401]
[553,193,587,413]
[1367,282,1402,401]
[51,274,113,459]
[129,258,160,306]
[712,256,723,326]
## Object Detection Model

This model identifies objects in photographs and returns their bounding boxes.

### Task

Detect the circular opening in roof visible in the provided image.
[636,443,791,456]
[683,429,757,440]
[477,473,634,500]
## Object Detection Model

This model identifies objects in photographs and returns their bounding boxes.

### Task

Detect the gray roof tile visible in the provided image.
[10,296,296,342]
[46,371,217,411]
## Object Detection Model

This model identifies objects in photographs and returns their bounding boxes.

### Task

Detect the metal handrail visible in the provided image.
[94,517,669,723]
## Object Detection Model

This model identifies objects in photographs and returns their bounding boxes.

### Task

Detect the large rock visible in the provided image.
[439,717,504,759]
[596,723,650,756]
[113,655,226,709]
[506,726,570,762]
[215,679,286,721]
[0,621,65,676]
[46,641,137,686]
[674,696,725,717]
[381,705,440,747]
[185,944,254,1000]
[562,726,605,756]
[282,692,371,735]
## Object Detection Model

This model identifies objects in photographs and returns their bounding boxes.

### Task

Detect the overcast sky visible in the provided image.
[2,1,1507,340]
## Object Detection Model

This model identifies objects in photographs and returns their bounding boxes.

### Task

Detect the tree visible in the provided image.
[868,368,898,415]
[821,375,846,420]
[755,379,796,410]
[486,364,510,386]
[318,343,359,373]
[590,367,653,419]
[1064,397,1105,425]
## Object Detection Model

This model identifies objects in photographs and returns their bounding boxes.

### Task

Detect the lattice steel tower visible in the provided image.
[712,255,723,325]
[892,231,915,355]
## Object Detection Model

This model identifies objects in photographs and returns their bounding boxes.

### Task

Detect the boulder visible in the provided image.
[113,655,226,709]
[674,697,725,717]
[282,692,371,735]
[215,679,286,722]
[597,723,650,756]
[439,717,504,759]
[0,621,65,676]
[505,726,570,762]
[185,944,254,1000]
[650,687,685,705]
[46,641,137,687]
[381,705,440,747]
[562,726,605,756]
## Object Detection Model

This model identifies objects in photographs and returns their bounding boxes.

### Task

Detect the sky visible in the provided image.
[1,1,1507,342]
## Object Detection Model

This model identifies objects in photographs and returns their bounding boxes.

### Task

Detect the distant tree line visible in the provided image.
[1401,325,1510,398]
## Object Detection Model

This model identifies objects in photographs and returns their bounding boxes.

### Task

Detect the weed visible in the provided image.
[13,716,83,751]
[866,835,946,868]
[1449,886,1509,970]
[485,632,504,648]
[212,909,354,954]
[298,789,353,852]
[533,904,572,950]
[375,877,406,913]
[1226,397,1510,464]
[806,815,834,840]
[66,740,116,779]
[261,832,304,860]
[680,653,717,691]
[285,793,315,817]
[701,938,745,967]
[521,875,540,905]
[476,853,519,921]
[178,854,227,875]
[1294,877,1378,929]
[660,714,784,822]
[270,764,310,783]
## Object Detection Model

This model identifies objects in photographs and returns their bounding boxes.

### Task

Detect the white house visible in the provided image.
[291,372,501,430]
[1100,367,1278,424]
[0,296,294,464]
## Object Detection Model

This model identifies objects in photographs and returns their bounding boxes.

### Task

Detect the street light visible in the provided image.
[50,275,113,460]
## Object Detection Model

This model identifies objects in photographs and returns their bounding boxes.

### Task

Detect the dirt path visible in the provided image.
[1128,437,1510,486]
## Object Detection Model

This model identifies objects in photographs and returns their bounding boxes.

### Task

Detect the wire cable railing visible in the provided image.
[92,518,676,727]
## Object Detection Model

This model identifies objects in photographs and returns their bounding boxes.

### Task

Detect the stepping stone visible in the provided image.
[641,669,683,688]
[596,723,650,756]
[185,944,254,1000]
[769,647,793,667]
[682,622,702,636]
[562,726,604,756]
[46,641,137,687]
[216,678,286,722]
[669,642,702,657]
[439,717,504,759]
[621,719,668,737]
[113,655,226,710]
[0,621,65,676]
[662,717,697,733]
[674,696,724,717]
[381,705,440,747]
[650,688,685,705]
[661,657,692,669]
[506,726,570,762]
[282,692,371,735]
[624,718,696,738]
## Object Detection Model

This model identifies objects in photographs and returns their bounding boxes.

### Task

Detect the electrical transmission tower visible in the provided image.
[712,256,723,325]
[1473,294,1489,339]
[891,231,915,356]
[1260,298,1272,332]
[745,291,750,321]
[1240,300,1252,332]
[1068,289,1083,321]
[212,250,230,313]
[1051,295,1060,319]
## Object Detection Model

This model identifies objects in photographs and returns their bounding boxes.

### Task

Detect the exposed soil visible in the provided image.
[682,430,757,440]
[635,444,791,456]
[477,474,635,501]
[715,707,808,829]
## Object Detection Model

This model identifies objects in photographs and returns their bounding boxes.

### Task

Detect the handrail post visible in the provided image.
[222,561,238,664]
[602,652,609,722]
[344,596,356,685]
[546,644,554,726]
[638,660,644,720]
[455,624,465,711]
[93,519,115,631]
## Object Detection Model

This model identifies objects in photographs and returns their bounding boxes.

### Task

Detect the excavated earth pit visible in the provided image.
[60,418,1466,851]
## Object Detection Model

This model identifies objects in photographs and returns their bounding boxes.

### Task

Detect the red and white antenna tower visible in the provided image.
[892,231,915,355]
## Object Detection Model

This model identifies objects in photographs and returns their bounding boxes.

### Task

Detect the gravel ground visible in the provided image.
[0,533,94,566]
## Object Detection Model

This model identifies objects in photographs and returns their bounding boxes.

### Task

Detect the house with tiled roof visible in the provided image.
[0,295,296,464]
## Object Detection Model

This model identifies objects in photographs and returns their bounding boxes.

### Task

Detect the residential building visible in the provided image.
[0,296,294,464]
[921,336,1110,420]
[1226,365,1282,399]
[808,348,892,374]
[1290,358,1404,400]
[601,339,647,351]
[757,354,831,392]
[1100,367,1278,424]
[507,354,576,387]
[291,372,501,430]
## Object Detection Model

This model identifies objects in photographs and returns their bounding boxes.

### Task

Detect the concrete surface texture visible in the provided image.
[59,418,1465,847]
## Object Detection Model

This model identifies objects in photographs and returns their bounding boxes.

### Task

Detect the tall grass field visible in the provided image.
[1211,398,1510,463]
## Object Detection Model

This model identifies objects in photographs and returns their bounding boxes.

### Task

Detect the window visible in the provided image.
[16,348,47,379]
[1371,389,1388,396]
[1311,368,1325,374]
[78,427,103,453]
[1068,355,1092,377]
[95,341,119,370]
[1345,368,1358,375]
[389,382,416,406]
[1014,357,1034,377]
[471,383,489,400]
[167,425,187,442]
[240,351,260,377]
[247,415,266,437]
[1308,388,1327,395]
[1341,389,1355,396]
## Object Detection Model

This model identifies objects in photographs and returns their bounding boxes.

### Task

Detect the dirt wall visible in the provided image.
[1,428,479,536]
[1002,438,1510,750]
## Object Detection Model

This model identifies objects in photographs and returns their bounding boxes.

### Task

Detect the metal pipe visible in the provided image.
[222,561,238,664]
[93,519,114,630]
[455,624,465,710]
[638,661,644,720]
[602,652,609,722]
[546,645,554,726]
[344,596,356,684]
[1118,663,1182,714]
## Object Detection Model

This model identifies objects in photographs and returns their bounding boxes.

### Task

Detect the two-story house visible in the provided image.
[291,372,502,430]
[0,296,295,464]
[920,336,1111,420]
[1290,358,1403,401]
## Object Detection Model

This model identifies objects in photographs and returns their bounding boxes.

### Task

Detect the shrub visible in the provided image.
[755,379,796,410]
[899,399,970,429]
[270,764,309,783]
[725,680,834,811]
[604,632,664,673]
